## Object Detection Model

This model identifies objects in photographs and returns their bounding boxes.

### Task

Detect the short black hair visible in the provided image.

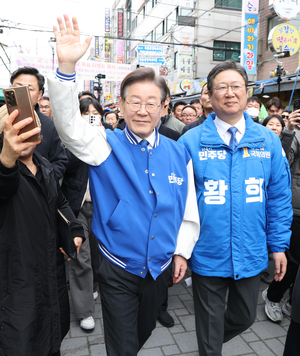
[190,99,201,105]
[10,66,45,93]
[104,111,119,120]
[78,91,97,100]
[121,67,168,102]
[266,97,283,110]
[172,101,187,112]
[181,105,198,116]
[247,96,261,109]
[262,114,285,129]
[79,97,103,117]
[207,60,248,94]
[41,96,50,102]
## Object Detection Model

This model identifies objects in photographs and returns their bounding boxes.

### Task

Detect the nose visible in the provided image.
[137,104,148,114]
[226,86,235,96]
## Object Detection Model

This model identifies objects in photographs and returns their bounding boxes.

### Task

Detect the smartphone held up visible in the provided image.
[3,86,41,143]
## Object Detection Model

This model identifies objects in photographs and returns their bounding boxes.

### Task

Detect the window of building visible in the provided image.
[174,52,178,70]
[144,31,153,42]
[166,9,178,32]
[127,0,132,35]
[145,0,154,15]
[180,8,193,16]
[213,41,240,61]
[132,16,137,31]
[215,0,242,10]
[154,21,164,41]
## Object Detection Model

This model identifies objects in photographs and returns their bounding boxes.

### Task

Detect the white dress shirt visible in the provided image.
[131,129,156,149]
[214,116,245,146]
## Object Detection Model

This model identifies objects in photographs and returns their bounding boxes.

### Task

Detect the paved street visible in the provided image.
[61,263,290,356]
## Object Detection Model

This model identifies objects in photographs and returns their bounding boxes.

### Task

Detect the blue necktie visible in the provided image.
[139,139,149,146]
[228,127,238,151]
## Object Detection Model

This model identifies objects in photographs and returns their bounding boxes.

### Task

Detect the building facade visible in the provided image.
[109,0,243,96]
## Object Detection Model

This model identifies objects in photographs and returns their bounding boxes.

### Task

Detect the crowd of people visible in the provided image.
[1,14,300,356]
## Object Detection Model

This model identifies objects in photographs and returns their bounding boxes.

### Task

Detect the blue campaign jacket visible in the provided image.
[89,128,190,280]
[179,113,293,279]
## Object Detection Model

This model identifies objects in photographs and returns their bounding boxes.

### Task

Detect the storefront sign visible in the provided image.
[180,79,193,92]
[242,0,259,75]
[118,9,124,37]
[269,23,300,55]
[105,8,110,32]
[273,0,300,20]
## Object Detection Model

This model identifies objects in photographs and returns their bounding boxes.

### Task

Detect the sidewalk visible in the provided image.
[61,274,290,356]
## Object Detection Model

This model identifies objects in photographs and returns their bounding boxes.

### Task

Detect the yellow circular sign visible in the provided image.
[105,94,112,100]
[269,23,300,56]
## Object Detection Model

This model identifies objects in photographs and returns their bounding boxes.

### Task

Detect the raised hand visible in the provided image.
[53,15,92,74]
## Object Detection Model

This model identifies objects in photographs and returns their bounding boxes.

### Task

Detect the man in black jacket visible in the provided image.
[10,66,68,180]
[182,83,214,135]
[0,109,84,356]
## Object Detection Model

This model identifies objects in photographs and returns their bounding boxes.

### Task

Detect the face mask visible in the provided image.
[82,115,90,123]
[246,107,260,119]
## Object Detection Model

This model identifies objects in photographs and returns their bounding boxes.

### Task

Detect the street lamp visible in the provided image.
[48,37,56,71]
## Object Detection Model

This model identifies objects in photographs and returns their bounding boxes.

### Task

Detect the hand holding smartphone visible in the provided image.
[3,86,41,143]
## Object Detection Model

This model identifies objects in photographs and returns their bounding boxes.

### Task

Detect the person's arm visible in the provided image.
[173,159,200,283]
[0,110,41,200]
[48,123,69,179]
[267,134,293,281]
[280,110,300,161]
[56,181,85,256]
[281,128,296,158]
[48,15,111,166]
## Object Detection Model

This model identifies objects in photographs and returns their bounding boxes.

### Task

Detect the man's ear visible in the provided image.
[164,97,171,107]
[119,98,124,113]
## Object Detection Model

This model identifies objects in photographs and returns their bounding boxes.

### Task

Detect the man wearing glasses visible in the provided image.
[47,15,200,356]
[39,96,53,118]
[179,60,293,356]
[180,105,198,125]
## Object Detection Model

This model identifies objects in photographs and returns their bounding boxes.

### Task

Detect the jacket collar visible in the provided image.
[124,126,159,148]
[201,112,265,149]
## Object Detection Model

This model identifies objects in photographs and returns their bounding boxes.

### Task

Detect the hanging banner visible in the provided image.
[242,0,259,75]
[178,29,193,54]
[118,8,124,37]
[10,54,132,82]
[178,55,192,78]
[105,33,110,62]
[116,40,124,64]
[105,8,110,33]
[95,36,99,58]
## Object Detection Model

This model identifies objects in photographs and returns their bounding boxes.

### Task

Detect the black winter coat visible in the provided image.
[34,105,69,180]
[0,152,84,356]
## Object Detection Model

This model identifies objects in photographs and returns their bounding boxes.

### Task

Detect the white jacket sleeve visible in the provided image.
[47,75,111,166]
[174,159,200,259]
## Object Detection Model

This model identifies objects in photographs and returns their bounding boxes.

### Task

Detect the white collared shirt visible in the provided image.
[130,129,156,149]
[214,116,246,146]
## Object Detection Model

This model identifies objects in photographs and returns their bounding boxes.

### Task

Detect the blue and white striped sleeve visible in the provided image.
[55,68,76,82]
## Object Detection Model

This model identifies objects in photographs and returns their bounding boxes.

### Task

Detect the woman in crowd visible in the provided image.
[262,112,300,324]
[262,114,285,137]
[61,96,112,331]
